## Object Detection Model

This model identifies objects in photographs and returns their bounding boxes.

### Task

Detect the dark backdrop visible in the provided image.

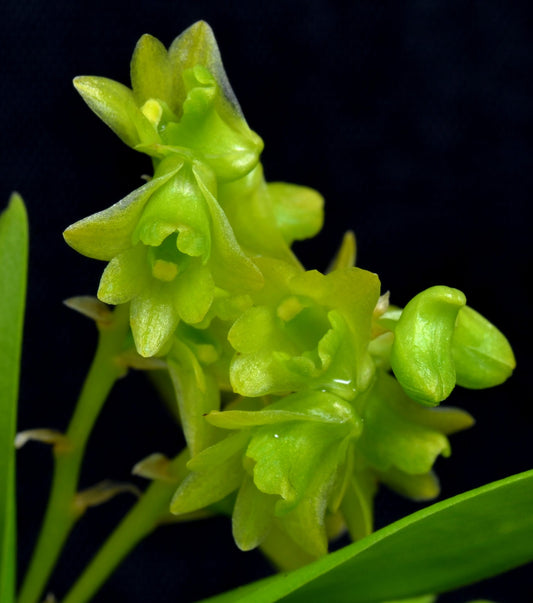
[1,1,532,602]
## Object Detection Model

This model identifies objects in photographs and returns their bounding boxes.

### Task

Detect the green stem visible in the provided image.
[18,305,130,603]
[62,451,189,603]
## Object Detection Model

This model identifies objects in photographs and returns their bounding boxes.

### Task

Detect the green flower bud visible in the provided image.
[388,286,515,405]
[452,306,516,389]
[390,286,467,406]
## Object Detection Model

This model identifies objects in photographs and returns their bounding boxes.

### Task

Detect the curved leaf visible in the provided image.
[0,194,28,603]
[199,469,533,603]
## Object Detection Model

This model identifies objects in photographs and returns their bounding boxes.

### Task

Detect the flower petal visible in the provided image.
[130,34,174,108]
[130,282,180,357]
[268,182,324,245]
[173,259,215,324]
[63,169,177,261]
[218,166,300,266]
[232,473,277,551]
[97,244,150,304]
[73,76,158,148]
[168,21,245,121]
[194,166,264,292]
[167,339,220,455]
[133,163,212,260]
[357,372,456,475]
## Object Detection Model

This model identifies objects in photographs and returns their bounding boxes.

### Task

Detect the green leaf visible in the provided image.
[199,469,533,603]
[385,597,436,603]
[0,194,28,603]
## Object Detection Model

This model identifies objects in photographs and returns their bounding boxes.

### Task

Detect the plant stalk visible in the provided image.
[17,304,130,603]
[61,451,189,603]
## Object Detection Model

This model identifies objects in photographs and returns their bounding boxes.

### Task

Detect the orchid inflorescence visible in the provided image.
[63,21,515,568]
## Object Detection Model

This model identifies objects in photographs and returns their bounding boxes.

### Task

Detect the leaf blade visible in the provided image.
[0,193,29,603]
[199,469,533,603]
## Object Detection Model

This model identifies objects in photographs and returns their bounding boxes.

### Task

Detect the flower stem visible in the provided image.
[17,304,130,603]
[61,451,190,603]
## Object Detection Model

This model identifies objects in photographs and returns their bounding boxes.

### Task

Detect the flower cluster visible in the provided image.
[65,21,515,568]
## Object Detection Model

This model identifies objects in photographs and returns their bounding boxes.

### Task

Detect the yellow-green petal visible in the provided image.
[170,450,244,515]
[130,34,174,108]
[130,282,180,357]
[452,305,516,389]
[132,163,212,261]
[232,474,277,551]
[173,259,214,324]
[357,372,455,475]
[268,182,324,245]
[73,76,158,148]
[167,340,220,456]
[97,244,150,304]
[63,169,177,261]
[168,21,246,124]
[195,167,264,292]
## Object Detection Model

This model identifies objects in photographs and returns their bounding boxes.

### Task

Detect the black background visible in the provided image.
[1,1,532,602]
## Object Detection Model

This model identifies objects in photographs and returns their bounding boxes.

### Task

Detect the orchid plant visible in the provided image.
[1,21,531,603]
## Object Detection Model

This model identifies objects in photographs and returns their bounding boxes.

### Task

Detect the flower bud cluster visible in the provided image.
[64,22,515,567]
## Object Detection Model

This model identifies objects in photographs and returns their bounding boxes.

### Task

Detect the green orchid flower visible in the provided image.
[354,371,474,494]
[228,257,381,400]
[170,390,362,559]
[169,369,473,562]
[64,156,263,357]
[65,22,328,357]
[74,22,263,183]
[56,20,518,581]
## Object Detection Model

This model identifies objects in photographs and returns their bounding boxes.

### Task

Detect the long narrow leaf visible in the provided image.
[0,194,29,603]
[200,469,533,603]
